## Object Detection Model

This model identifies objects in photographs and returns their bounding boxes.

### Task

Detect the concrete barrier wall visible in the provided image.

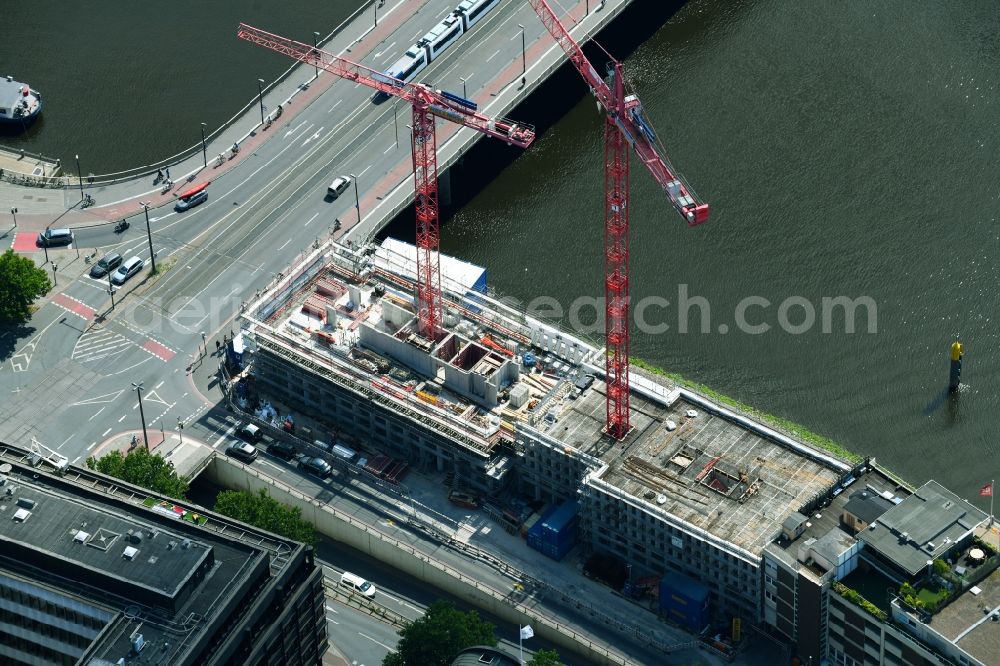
[204,457,635,665]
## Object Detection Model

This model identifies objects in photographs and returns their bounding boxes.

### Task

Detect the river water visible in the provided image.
[0,0,365,171]
[440,0,1000,499]
[4,0,999,498]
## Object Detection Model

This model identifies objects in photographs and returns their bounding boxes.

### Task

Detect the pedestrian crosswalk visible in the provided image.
[72,329,133,363]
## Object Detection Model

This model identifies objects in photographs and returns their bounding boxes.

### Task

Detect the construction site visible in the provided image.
[237,235,853,626]
[230,0,860,640]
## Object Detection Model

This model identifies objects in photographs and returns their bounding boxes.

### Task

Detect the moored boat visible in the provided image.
[0,75,42,129]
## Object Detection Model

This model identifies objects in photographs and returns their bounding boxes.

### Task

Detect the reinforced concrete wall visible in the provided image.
[204,457,637,666]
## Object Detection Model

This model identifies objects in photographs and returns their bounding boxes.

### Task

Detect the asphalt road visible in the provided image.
[0,0,563,467]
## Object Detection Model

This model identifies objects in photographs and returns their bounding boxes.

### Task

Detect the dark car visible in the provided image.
[37,228,74,247]
[225,441,258,463]
[89,252,123,279]
[236,423,262,443]
[300,456,332,478]
[267,440,297,461]
[175,189,208,212]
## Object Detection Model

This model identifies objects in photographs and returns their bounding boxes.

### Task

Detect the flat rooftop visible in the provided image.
[859,480,988,577]
[780,465,909,552]
[0,446,291,664]
[535,380,844,555]
[0,474,211,603]
[922,565,1000,663]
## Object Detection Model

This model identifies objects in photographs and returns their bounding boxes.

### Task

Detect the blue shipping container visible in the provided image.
[539,500,578,538]
[527,503,576,561]
[658,572,710,633]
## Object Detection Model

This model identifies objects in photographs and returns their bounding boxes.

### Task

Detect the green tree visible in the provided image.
[0,249,51,323]
[214,488,315,545]
[528,648,563,666]
[383,600,497,666]
[86,447,189,498]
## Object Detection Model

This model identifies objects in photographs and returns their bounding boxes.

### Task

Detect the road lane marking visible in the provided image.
[357,633,396,652]
[118,415,127,422]
[57,435,73,450]
[486,49,500,63]
[88,407,106,421]
[278,239,292,250]
[154,381,164,390]
[101,428,112,437]
[374,41,396,58]
[304,213,319,227]
[383,145,393,154]
[327,100,343,114]
[358,165,371,177]
[285,121,307,138]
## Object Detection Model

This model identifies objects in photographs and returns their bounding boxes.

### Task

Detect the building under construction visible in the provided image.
[241,239,856,624]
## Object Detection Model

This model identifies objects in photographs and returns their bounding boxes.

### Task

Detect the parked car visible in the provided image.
[300,456,332,478]
[37,228,74,247]
[448,490,480,509]
[267,440,297,461]
[236,423,262,443]
[89,252,122,278]
[225,441,258,463]
[110,256,144,285]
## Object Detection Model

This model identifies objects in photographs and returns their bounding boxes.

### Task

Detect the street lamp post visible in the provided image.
[74,154,84,201]
[200,123,208,167]
[257,78,266,127]
[460,76,468,99]
[313,32,321,77]
[177,417,184,445]
[41,232,49,265]
[9,207,16,229]
[350,173,360,223]
[50,263,58,287]
[140,203,156,274]
[132,382,149,451]
[518,24,526,75]
[374,0,379,28]
[108,272,115,309]
[201,331,207,357]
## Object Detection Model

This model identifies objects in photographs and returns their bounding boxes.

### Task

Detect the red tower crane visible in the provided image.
[237,24,536,339]
[526,2,709,440]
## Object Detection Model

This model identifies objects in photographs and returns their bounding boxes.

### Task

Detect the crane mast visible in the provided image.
[237,24,535,339]
[526,2,709,439]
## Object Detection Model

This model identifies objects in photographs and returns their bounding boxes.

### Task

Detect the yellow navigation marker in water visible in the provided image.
[949,341,963,392]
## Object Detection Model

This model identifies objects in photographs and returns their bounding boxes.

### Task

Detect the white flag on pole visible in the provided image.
[519,625,534,640]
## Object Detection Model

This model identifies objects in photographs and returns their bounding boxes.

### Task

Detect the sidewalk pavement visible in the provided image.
[0,0,434,234]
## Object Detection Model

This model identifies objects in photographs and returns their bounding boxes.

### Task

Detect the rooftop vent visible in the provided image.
[73,530,90,543]
[122,546,139,560]
[128,532,142,545]
[15,497,35,510]
[181,539,191,549]
[12,508,30,523]
[656,494,667,505]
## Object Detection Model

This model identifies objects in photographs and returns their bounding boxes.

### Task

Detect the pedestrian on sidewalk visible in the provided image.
[165,167,171,180]
[215,339,221,353]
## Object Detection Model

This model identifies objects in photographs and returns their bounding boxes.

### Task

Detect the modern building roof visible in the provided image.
[843,488,895,525]
[915,564,1000,664]
[858,480,987,577]
[0,443,314,665]
[0,472,216,610]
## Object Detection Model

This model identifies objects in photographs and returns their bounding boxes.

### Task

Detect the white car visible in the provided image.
[327,175,352,199]
[110,257,144,285]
